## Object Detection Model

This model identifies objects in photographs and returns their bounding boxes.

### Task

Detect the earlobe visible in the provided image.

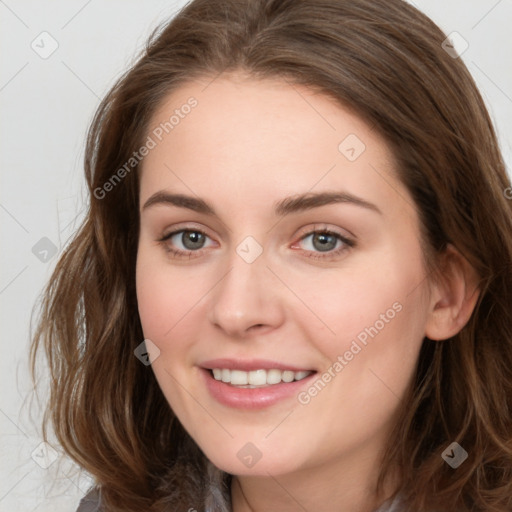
[424,244,480,341]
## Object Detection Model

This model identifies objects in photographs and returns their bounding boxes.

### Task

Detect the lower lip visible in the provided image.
[200,368,316,409]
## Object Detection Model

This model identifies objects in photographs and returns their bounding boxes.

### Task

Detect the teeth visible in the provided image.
[248,370,266,385]
[210,368,313,386]
[267,369,282,385]
[282,370,294,383]
[230,370,248,385]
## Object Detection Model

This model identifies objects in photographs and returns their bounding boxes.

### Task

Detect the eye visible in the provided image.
[158,228,216,257]
[292,228,355,259]
[157,226,354,260]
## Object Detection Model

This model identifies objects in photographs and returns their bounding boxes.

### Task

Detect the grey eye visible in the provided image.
[171,230,208,250]
[310,232,339,252]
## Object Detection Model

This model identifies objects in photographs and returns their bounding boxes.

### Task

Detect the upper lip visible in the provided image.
[200,358,315,372]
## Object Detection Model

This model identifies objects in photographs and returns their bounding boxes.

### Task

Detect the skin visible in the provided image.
[136,72,479,512]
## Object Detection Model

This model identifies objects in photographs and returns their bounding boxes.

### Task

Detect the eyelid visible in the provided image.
[289,225,356,260]
[158,222,215,242]
[159,228,214,245]
[291,224,355,246]
[293,222,355,241]
[157,223,218,260]
[157,223,355,260]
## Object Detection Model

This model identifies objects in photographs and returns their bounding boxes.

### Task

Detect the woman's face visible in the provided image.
[136,73,432,477]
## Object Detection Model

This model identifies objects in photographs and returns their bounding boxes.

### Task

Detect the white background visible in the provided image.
[1,1,511,510]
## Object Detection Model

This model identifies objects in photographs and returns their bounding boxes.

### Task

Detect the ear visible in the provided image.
[424,244,480,341]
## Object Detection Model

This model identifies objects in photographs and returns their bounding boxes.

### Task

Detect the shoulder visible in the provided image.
[75,488,101,512]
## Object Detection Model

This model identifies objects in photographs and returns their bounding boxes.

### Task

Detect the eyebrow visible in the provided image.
[142,190,382,216]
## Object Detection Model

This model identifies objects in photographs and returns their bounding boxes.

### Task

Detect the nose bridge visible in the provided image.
[208,238,284,335]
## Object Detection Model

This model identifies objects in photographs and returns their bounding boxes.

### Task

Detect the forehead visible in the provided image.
[139,73,408,219]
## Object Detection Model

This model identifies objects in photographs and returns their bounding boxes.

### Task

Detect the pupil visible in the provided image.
[313,233,336,252]
[182,231,205,250]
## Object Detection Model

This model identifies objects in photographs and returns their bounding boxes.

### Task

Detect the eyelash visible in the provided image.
[295,228,355,260]
[158,228,213,260]
[157,227,355,260]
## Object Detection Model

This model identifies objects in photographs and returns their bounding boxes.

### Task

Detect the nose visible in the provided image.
[207,247,286,338]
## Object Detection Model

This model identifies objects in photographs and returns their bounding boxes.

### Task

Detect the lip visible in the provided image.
[200,358,314,372]
[199,363,317,409]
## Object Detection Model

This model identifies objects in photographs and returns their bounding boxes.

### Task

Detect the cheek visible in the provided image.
[136,262,174,340]
[299,255,429,425]
[288,264,428,452]
[285,247,427,361]
[136,247,197,338]
[135,254,203,421]
[135,250,216,381]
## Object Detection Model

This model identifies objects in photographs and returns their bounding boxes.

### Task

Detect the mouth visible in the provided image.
[209,368,314,388]
[199,359,317,409]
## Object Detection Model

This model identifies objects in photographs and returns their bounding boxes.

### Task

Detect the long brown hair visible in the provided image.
[30,0,512,510]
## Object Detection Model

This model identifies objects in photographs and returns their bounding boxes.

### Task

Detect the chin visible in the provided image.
[197,437,308,477]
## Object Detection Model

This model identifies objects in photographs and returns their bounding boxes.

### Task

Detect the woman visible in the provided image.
[31,0,512,510]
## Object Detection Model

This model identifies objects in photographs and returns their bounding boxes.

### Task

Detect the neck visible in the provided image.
[230,443,398,512]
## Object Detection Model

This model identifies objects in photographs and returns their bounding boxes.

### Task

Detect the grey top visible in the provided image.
[76,489,101,511]
[76,489,404,511]
[375,494,404,512]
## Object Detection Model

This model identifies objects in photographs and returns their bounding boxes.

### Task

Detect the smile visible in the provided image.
[210,368,313,387]
[199,359,317,409]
